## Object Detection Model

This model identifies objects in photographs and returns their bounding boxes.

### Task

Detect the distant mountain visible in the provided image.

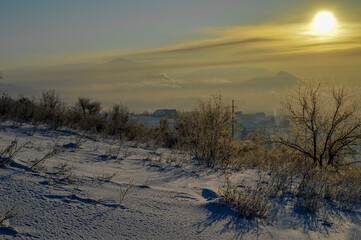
[108,58,135,64]
[178,66,273,83]
[239,71,298,89]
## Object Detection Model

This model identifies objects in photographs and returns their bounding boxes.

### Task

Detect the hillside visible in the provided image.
[0,122,360,239]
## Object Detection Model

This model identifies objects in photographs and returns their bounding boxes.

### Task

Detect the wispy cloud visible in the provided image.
[4,16,361,112]
[7,18,361,78]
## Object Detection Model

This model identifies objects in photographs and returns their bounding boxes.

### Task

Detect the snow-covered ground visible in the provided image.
[0,122,360,239]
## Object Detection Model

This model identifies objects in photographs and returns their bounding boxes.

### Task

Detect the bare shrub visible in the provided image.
[329,167,361,210]
[64,106,84,129]
[294,166,361,212]
[268,171,294,197]
[73,97,106,131]
[176,95,237,168]
[26,90,65,129]
[0,90,67,129]
[145,151,164,168]
[95,171,117,182]
[12,96,37,123]
[40,90,62,111]
[219,176,274,219]
[126,121,149,144]
[77,97,101,116]
[165,154,184,167]
[101,137,125,160]
[229,138,268,170]
[106,104,149,142]
[103,145,121,160]
[106,104,130,136]
[153,118,178,148]
[51,161,76,183]
[0,92,14,120]
[259,145,361,213]
[295,169,326,212]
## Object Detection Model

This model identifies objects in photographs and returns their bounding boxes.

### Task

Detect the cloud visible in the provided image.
[149,73,184,88]
[7,19,361,82]
[4,14,361,113]
[118,36,275,58]
[165,38,275,53]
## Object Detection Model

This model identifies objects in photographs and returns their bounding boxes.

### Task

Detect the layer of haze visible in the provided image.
[1,0,361,113]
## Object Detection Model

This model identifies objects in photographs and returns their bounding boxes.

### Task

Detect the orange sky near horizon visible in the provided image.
[1,1,361,113]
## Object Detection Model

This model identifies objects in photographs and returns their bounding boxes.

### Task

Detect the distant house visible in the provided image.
[254,112,266,121]
[154,109,177,119]
[235,111,266,123]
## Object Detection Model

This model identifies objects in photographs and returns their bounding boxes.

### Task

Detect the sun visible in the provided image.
[312,12,336,34]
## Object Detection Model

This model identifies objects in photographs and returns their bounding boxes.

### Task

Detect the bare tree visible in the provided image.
[77,97,101,116]
[275,83,361,167]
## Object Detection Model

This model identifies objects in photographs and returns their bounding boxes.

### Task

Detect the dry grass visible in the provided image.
[118,180,133,208]
[219,176,274,219]
[29,146,62,170]
[0,138,29,167]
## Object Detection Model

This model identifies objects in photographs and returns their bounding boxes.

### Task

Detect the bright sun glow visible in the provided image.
[313,12,336,34]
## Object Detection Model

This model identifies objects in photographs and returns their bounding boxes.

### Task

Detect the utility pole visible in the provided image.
[232,99,235,138]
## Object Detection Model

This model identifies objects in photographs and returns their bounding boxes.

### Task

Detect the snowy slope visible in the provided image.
[0,122,360,239]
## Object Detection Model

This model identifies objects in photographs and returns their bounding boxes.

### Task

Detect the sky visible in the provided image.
[1,0,361,113]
